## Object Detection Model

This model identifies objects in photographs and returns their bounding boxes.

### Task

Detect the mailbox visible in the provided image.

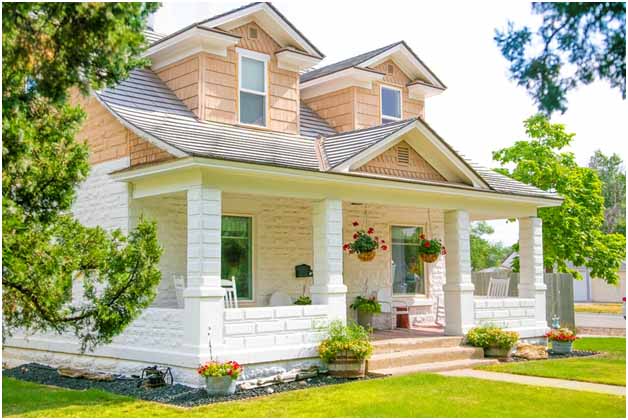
[295,264,313,278]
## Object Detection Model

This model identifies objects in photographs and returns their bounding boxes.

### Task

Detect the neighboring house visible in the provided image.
[2,2,562,386]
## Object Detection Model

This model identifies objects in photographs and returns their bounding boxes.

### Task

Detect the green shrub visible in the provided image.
[318,321,373,363]
[466,326,519,349]
[293,296,312,305]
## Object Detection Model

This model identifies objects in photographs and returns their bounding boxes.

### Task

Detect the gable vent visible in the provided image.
[248,26,258,39]
[387,63,394,75]
[397,146,410,165]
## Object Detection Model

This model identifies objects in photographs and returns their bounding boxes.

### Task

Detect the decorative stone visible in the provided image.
[58,367,114,381]
[515,343,548,360]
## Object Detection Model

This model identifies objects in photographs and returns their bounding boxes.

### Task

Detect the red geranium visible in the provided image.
[424,240,431,248]
[367,227,374,234]
[344,224,387,257]
[381,245,388,251]
[352,221,359,227]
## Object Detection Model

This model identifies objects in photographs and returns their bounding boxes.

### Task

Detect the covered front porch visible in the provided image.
[118,159,550,379]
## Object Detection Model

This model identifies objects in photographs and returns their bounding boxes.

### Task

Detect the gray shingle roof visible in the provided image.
[144,30,165,44]
[299,103,337,138]
[97,69,560,202]
[97,69,320,170]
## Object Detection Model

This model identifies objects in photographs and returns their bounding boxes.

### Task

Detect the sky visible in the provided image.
[153,0,627,245]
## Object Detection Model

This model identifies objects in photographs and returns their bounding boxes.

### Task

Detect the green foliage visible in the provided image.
[495,2,626,115]
[293,296,312,305]
[493,115,626,284]
[2,2,162,350]
[318,321,373,363]
[466,326,519,350]
[349,296,381,314]
[588,150,626,235]
[470,222,513,271]
[417,236,443,256]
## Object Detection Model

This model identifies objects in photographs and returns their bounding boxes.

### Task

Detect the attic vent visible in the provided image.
[397,146,410,165]
[387,64,394,75]
[248,26,258,39]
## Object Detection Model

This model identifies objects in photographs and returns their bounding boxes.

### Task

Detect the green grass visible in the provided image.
[3,373,625,418]
[480,337,626,386]
[575,303,623,314]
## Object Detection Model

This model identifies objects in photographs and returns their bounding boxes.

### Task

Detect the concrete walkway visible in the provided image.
[440,369,626,396]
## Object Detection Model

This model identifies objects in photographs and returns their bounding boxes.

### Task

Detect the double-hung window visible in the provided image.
[221,215,253,300]
[238,49,268,127]
[381,85,402,124]
[391,226,425,295]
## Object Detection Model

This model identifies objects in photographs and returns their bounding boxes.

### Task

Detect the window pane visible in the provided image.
[382,87,401,119]
[240,91,265,126]
[241,57,265,92]
[392,226,425,295]
[221,216,252,300]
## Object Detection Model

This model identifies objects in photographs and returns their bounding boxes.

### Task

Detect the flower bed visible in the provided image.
[3,363,374,407]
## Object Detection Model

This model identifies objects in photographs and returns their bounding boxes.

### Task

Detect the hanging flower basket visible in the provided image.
[418,234,446,264]
[343,222,387,262]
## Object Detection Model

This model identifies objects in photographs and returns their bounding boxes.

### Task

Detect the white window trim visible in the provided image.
[237,48,270,127]
[380,84,403,123]
[222,213,256,303]
[389,223,428,298]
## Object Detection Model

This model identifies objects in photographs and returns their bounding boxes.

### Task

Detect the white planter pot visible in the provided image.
[205,376,237,396]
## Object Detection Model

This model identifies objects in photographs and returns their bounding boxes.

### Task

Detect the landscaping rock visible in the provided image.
[514,343,548,360]
[58,367,114,381]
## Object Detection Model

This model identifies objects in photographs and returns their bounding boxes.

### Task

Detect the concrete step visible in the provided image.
[371,336,464,354]
[367,346,485,371]
[368,358,498,377]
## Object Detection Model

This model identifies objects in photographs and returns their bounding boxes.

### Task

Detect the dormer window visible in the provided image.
[381,85,402,124]
[238,49,269,127]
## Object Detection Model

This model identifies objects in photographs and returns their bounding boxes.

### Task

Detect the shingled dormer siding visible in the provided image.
[302,60,425,134]
[154,22,300,135]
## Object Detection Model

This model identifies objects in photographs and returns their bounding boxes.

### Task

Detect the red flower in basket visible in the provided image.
[352,221,359,227]
[381,245,388,251]
[367,227,375,234]
[424,240,431,248]
[345,224,387,261]
[343,243,350,251]
[418,236,444,263]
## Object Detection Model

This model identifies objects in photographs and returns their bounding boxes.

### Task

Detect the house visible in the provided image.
[2,2,562,386]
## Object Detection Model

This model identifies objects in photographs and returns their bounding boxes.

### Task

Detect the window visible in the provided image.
[381,86,402,124]
[238,50,268,126]
[221,215,253,300]
[391,226,425,295]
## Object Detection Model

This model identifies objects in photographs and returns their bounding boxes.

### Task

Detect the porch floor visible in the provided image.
[370,324,444,342]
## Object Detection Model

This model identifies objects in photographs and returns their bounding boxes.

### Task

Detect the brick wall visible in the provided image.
[223,305,328,349]
[474,298,536,329]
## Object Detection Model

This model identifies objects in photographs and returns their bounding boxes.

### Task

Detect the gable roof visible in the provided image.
[300,41,446,89]
[96,68,560,202]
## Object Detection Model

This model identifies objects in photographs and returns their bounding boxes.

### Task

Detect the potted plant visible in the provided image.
[197,360,242,396]
[343,221,387,262]
[294,295,312,305]
[466,326,519,358]
[318,321,373,378]
[417,233,446,263]
[546,328,577,354]
[350,295,381,328]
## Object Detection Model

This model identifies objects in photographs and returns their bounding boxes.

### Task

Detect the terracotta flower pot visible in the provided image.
[328,351,366,378]
[205,376,237,396]
[357,250,376,262]
[420,253,439,263]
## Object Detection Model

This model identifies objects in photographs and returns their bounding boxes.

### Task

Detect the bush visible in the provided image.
[466,326,519,349]
[349,295,381,314]
[318,321,373,363]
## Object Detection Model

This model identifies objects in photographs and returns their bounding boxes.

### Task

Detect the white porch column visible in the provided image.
[183,184,224,358]
[518,217,548,331]
[443,210,475,335]
[310,199,347,324]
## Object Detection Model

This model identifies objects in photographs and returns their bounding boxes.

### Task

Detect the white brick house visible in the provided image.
[3,3,561,386]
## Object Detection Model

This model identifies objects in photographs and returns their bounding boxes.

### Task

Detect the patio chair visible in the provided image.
[377,288,409,329]
[487,277,509,298]
[269,291,293,306]
[221,277,239,309]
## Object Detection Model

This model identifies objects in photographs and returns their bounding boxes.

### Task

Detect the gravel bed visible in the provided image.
[3,363,373,407]
[507,350,599,363]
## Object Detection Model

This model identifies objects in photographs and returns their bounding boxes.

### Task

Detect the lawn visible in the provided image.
[3,372,625,418]
[575,303,624,314]
[480,337,626,386]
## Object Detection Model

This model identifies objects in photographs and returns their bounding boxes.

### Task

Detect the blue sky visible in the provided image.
[154,0,627,245]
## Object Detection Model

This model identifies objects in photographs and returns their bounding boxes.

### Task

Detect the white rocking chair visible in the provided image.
[221,276,239,309]
[487,277,509,298]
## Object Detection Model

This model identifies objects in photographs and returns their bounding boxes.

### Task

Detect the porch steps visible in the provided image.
[367,335,497,376]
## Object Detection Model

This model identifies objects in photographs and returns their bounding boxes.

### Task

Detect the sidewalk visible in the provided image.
[440,369,626,396]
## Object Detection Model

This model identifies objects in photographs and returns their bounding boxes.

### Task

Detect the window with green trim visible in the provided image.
[391,226,425,295]
[221,215,252,300]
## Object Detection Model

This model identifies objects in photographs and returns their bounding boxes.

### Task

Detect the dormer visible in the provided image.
[144,2,323,135]
[300,41,445,133]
